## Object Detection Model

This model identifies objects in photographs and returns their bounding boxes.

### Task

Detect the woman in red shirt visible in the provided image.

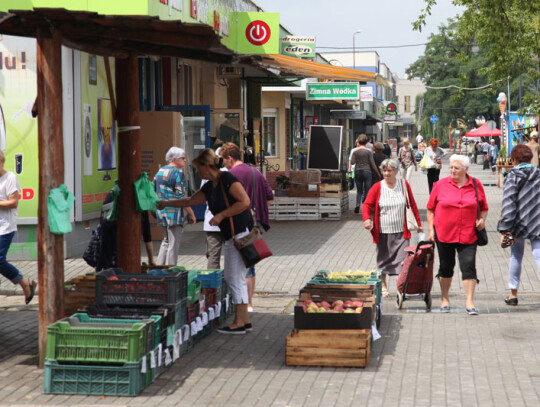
[427,155,488,315]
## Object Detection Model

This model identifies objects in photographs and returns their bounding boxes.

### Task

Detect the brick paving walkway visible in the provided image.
[2,158,540,406]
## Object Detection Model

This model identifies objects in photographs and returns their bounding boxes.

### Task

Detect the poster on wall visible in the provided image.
[97,98,116,171]
[79,53,117,216]
[0,35,38,222]
[508,113,537,154]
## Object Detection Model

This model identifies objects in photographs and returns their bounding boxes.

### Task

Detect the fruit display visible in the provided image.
[324,270,379,283]
[301,299,363,314]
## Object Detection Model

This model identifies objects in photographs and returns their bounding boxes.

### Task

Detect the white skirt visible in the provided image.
[223,229,249,304]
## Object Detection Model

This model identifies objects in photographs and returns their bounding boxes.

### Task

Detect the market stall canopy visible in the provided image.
[465,122,502,137]
[0,8,236,63]
[253,54,377,82]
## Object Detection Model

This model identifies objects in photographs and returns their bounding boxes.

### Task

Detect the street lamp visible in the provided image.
[352,30,362,69]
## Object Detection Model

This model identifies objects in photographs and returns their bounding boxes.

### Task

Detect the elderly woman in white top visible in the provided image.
[397,138,417,181]
[362,158,423,297]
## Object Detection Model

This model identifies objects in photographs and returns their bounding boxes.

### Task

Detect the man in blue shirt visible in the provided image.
[153,147,196,265]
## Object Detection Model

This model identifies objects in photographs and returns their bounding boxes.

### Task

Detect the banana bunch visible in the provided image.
[327,270,377,281]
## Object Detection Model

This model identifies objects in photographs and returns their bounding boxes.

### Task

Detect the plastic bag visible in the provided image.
[134,172,159,211]
[105,180,120,222]
[419,153,434,170]
[47,184,75,234]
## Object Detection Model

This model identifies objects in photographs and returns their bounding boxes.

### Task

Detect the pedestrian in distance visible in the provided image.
[371,142,388,185]
[383,139,392,157]
[488,139,499,175]
[351,134,382,213]
[0,151,36,304]
[416,133,424,146]
[157,149,252,334]
[497,144,540,306]
[397,138,417,181]
[362,158,422,298]
[153,147,196,266]
[220,142,274,313]
[347,138,361,190]
[427,155,488,315]
[525,130,540,167]
[424,138,446,193]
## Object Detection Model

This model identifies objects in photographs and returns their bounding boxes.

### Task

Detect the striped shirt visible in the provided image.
[379,180,406,233]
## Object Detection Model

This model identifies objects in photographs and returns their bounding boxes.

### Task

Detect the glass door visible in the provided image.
[210,108,244,157]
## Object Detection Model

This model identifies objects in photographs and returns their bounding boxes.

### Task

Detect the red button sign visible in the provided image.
[246,20,271,46]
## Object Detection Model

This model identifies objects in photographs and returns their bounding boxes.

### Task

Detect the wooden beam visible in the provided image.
[103,56,117,121]
[115,55,141,273]
[36,27,65,368]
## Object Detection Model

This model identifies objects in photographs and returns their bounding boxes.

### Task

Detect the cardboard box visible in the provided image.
[290,169,321,185]
[140,111,183,178]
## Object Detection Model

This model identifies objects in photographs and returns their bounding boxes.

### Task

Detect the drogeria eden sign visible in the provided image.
[306,82,360,101]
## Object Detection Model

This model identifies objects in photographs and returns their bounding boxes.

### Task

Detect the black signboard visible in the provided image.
[307,125,343,171]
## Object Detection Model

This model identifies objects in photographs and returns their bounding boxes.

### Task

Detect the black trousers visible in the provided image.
[435,238,478,281]
[427,168,440,193]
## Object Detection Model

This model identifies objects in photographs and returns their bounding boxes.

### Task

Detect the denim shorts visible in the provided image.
[246,266,256,278]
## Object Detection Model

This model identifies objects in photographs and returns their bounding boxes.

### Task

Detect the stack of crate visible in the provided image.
[319,197,341,220]
[272,197,297,221]
[296,198,320,220]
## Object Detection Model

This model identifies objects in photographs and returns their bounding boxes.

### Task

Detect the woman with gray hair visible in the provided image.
[427,154,488,315]
[153,146,196,265]
[363,158,423,297]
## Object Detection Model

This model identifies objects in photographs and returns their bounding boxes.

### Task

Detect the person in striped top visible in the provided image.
[362,158,423,297]
[497,144,540,306]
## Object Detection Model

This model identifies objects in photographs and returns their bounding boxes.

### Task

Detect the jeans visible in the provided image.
[157,225,184,266]
[355,169,372,206]
[0,232,23,285]
[508,238,540,290]
[435,238,478,281]
[427,168,440,193]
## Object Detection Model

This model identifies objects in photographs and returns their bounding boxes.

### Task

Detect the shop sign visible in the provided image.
[386,102,398,115]
[360,86,373,102]
[384,114,397,122]
[330,110,367,120]
[281,36,315,58]
[306,82,360,101]
[230,12,279,54]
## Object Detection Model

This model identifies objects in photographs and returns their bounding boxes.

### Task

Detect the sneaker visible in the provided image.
[440,306,450,313]
[354,206,360,214]
[217,326,246,335]
[466,308,479,315]
[244,323,253,332]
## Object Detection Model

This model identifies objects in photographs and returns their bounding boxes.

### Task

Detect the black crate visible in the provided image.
[95,268,187,306]
[294,300,373,330]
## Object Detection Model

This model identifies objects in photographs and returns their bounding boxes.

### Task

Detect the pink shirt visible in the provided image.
[427,175,488,244]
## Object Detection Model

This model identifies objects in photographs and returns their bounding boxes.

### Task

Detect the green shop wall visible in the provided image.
[79,52,117,215]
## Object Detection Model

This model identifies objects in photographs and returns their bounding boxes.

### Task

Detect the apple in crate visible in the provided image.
[343,309,355,313]
[355,307,363,313]
[352,301,363,308]
[332,300,344,308]
[320,301,331,308]
[344,300,354,308]
[317,307,327,313]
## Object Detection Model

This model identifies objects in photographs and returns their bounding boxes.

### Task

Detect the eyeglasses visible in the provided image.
[450,166,466,171]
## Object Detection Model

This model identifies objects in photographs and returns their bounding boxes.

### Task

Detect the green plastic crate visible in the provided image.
[46,317,149,364]
[44,359,150,397]
[188,280,201,302]
[71,313,161,351]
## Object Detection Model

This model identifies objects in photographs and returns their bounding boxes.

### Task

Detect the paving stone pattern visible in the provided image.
[1,158,540,406]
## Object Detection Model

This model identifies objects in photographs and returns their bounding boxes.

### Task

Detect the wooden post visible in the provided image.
[115,55,141,273]
[36,27,65,367]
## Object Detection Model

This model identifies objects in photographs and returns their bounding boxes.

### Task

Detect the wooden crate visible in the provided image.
[297,198,320,210]
[321,211,341,220]
[289,184,319,198]
[300,284,377,303]
[297,209,320,221]
[319,197,340,212]
[319,183,342,198]
[64,275,96,317]
[286,329,371,367]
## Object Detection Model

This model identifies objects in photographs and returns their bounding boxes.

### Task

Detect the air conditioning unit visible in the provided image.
[219,65,241,78]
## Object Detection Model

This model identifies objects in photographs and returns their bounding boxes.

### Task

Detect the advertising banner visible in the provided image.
[281,36,316,58]
[360,86,373,102]
[228,12,279,54]
[306,83,360,101]
[79,53,117,216]
[508,113,537,154]
[0,35,38,222]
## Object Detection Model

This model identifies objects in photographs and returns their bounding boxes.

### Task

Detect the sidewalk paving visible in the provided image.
[2,158,540,406]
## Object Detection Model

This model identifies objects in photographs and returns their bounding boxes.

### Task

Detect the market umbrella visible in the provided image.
[465,122,502,137]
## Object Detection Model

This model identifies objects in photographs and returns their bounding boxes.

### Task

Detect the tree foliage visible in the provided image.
[414,0,540,117]
[407,19,500,142]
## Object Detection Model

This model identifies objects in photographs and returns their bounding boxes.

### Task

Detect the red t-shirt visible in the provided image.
[427,175,488,244]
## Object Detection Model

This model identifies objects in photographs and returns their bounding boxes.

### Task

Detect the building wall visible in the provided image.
[262,91,287,188]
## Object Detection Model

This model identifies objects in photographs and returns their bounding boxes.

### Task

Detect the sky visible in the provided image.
[253,0,463,78]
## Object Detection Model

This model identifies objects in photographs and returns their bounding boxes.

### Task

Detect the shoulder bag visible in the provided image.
[220,179,272,267]
[473,178,488,246]
[401,180,418,231]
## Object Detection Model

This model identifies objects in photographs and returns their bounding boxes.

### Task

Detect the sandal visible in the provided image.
[504,297,518,306]
[25,280,36,304]
[382,287,389,298]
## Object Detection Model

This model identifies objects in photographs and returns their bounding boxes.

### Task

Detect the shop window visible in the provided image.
[404,96,411,113]
[263,108,278,157]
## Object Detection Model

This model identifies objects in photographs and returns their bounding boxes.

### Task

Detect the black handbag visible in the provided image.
[473,178,488,246]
